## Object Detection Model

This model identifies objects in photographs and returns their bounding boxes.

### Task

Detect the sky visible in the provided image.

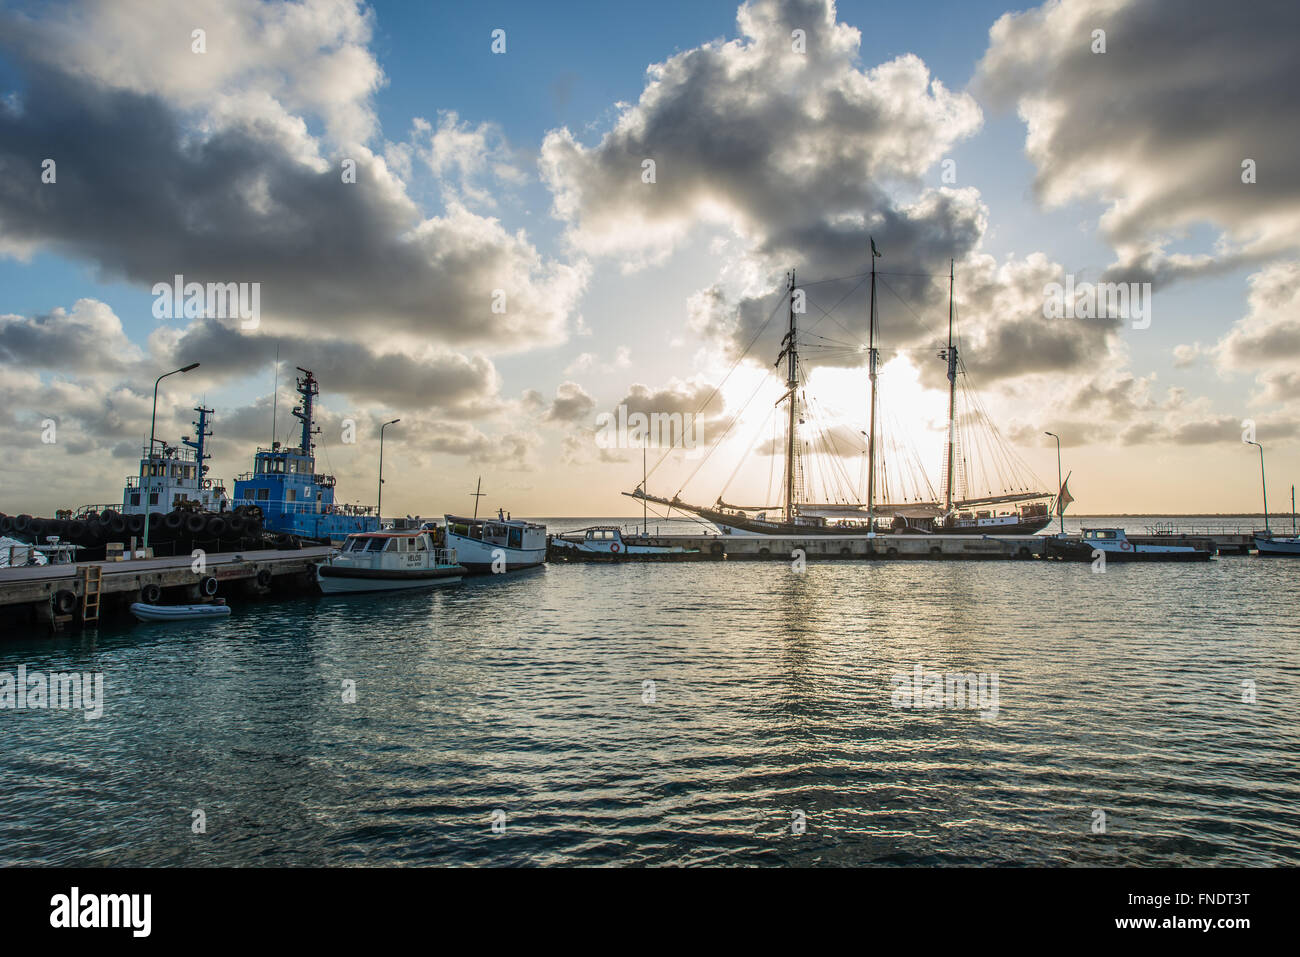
[1,0,1298,519]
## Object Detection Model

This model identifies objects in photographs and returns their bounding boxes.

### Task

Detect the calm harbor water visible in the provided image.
[1,516,1297,866]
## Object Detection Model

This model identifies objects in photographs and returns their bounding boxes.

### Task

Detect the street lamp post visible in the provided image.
[142,363,200,554]
[377,418,400,526]
[1247,440,1268,534]
[1045,431,1064,535]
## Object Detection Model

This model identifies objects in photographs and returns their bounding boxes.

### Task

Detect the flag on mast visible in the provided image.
[1056,472,1074,516]
[870,237,881,258]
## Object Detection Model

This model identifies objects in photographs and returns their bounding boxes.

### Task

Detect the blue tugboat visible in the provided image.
[232,368,379,544]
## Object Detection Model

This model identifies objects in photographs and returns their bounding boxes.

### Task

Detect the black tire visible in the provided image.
[758,547,770,557]
[108,515,127,535]
[53,589,77,615]
[164,511,184,531]
[127,514,145,535]
[1018,546,1032,559]
[227,515,247,534]
[255,568,273,588]
[66,519,86,541]
[840,547,852,556]
[199,576,218,597]
[930,546,942,556]
[99,509,118,523]
[886,547,898,558]
[0,515,11,535]
[185,513,206,534]
[140,583,162,604]
[207,517,227,537]
[12,514,31,533]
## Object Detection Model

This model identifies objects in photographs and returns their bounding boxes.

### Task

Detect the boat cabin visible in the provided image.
[445,514,547,551]
[123,443,230,515]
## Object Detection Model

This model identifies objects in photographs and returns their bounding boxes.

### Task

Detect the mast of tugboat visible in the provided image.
[784,269,799,526]
[943,259,958,513]
[471,476,485,519]
[292,368,320,460]
[182,406,214,478]
[866,240,881,526]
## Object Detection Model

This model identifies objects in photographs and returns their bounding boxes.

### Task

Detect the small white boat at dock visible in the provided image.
[317,528,465,594]
[1046,528,1214,562]
[444,510,546,572]
[548,526,699,558]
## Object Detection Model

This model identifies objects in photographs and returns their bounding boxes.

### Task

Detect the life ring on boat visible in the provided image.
[1120,542,1132,551]
[199,576,219,597]
[610,543,620,553]
[202,479,213,489]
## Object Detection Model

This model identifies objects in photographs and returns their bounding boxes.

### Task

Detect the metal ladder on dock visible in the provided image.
[80,565,103,624]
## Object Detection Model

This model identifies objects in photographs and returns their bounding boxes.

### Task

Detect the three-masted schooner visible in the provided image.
[625,242,1055,536]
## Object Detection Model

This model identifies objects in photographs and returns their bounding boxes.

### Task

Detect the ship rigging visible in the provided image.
[625,241,1055,536]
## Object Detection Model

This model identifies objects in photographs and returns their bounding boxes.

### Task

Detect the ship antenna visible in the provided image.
[271,344,280,447]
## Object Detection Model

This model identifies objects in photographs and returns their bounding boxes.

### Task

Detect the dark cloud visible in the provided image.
[0,57,583,350]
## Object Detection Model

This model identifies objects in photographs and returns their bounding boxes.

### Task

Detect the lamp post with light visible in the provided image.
[142,362,200,553]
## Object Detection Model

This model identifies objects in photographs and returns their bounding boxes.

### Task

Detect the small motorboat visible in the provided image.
[317,527,465,594]
[1255,532,1300,556]
[548,526,699,559]
[1045,528,1214,562]
[130,600,232,622]
[443,510,547,573]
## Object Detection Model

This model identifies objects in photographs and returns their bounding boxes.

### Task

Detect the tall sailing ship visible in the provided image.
[626,242,1055,536]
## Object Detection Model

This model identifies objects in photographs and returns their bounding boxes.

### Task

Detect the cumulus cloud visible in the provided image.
[0,3,585,352]
[977,0,1300,284]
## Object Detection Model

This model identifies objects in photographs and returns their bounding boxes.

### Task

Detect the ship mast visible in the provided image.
[182,406,214,478]
[942,259,958,513]
[292,367,321,463]
[782,269,800,525]
[866,240,881,527]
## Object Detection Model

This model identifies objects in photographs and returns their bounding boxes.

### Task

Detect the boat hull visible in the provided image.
[706,510,1053,537]
[317,565,463,594]
[444,532,546,573]
[1255,535,1300,556]
[1045,541,1213,562]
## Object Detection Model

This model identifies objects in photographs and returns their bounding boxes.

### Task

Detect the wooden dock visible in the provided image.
[0,546,332,631]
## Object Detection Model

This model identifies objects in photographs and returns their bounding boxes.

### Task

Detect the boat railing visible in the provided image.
[434,547,457,566]
[1144,522,1259,536]
[231,497,378,517]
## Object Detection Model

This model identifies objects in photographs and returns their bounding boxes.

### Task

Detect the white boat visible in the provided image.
[317,528,465,594]
[443,511,546,573]
[131,601,232,622]
[1046,528,1214,562]
[1255,532,1300,556]
[549,526,697,557]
